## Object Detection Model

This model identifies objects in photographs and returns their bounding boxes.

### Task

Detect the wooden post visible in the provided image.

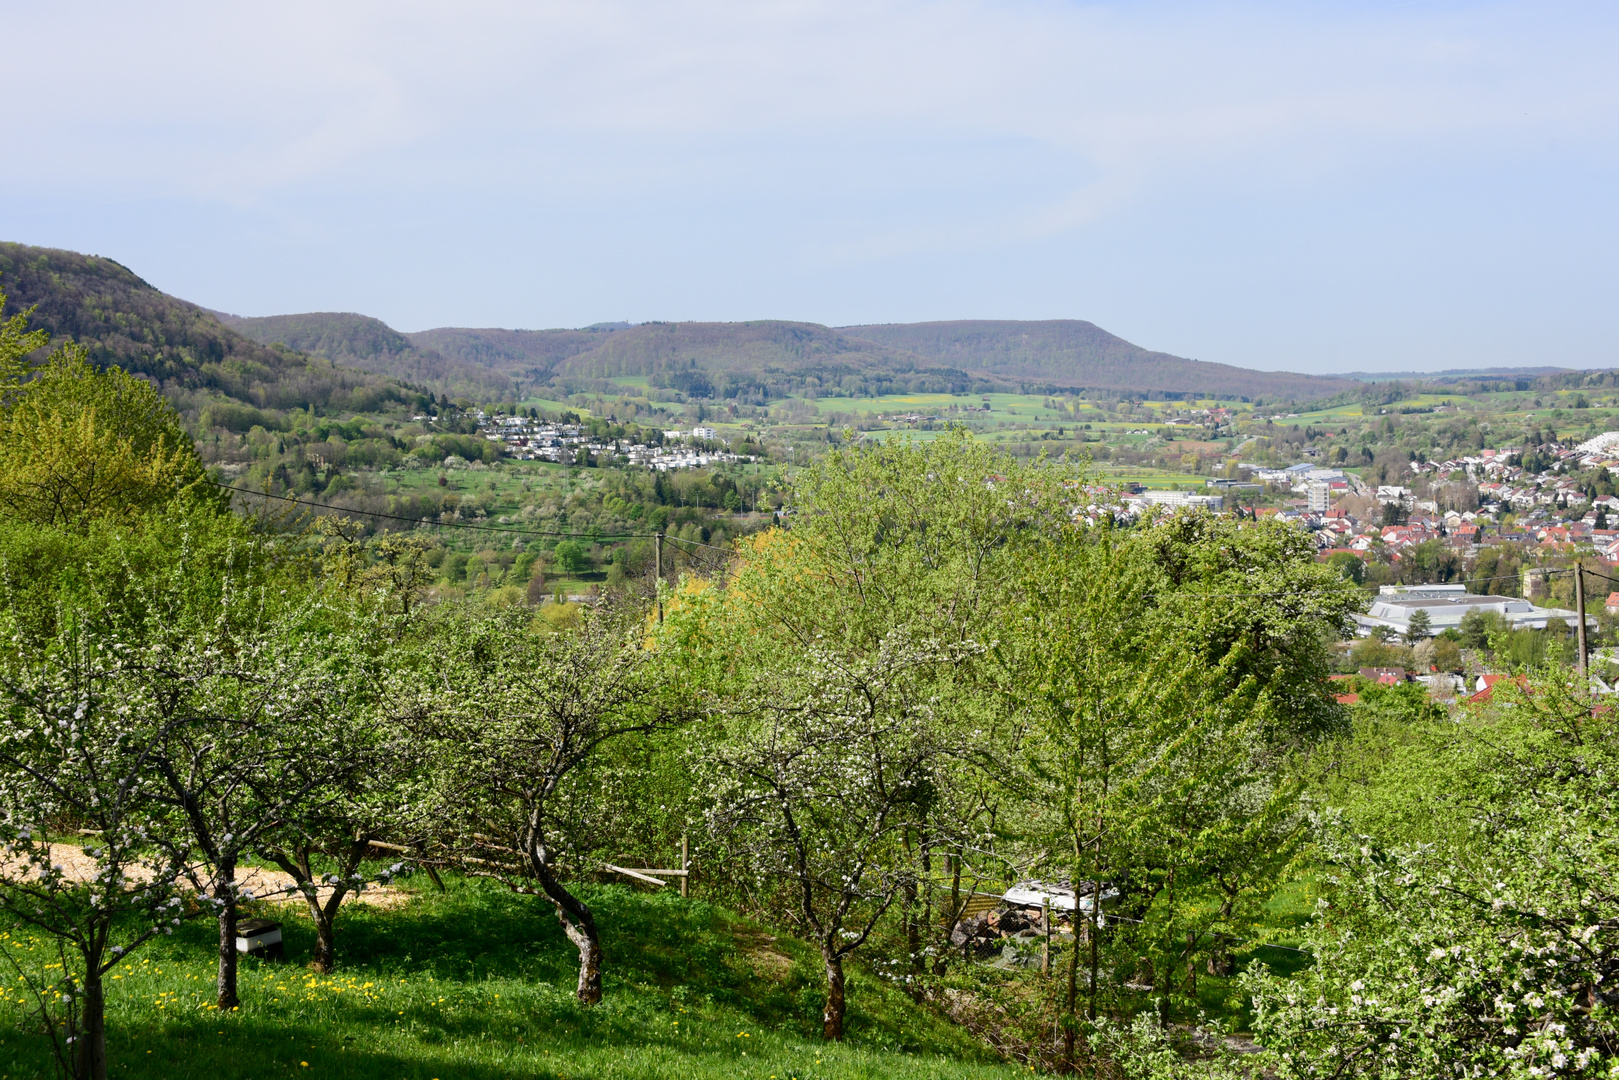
[680,835,689,899]
[1576,560,1589,685]
[655,532,664,624]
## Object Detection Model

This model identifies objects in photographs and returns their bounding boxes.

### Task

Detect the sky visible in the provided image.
[1,0,1615,374]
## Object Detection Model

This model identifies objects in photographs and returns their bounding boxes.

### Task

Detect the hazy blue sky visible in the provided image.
[1,0,1614,373]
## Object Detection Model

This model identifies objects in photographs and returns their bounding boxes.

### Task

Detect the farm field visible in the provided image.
[515,397,593,415]
[1093,466,1206,489]
[804,392,1073,422]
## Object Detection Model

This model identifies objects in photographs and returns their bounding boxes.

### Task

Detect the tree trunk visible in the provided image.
[902,877,922,978]
[940,851,961,975]
[77,966,107,1080]
[1207,897,1236,977]
[918,839,932,978]
[215,857,239,1010]
[266,841,359,973]
[557,901,602,1004]
[1062,913,1080,1074]
[306,889,348,974]
[532,860,602,1004]
[821,945,847,1040]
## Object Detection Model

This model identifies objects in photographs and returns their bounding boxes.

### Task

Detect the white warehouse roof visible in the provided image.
[1352,583,1590,637]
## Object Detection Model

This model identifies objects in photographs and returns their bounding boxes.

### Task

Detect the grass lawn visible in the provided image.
[517,396,594,415]
[1092,466,1200,489]
[0,877,1022,1080]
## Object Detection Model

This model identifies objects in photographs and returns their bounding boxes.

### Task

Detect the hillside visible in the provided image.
[842,319,1356,401]
[409,321,966,400]
[0,240,1352,409]
[0,243,416,422]
[406,325,606,378]
[218,311,515,399]
[410,318,1349,403]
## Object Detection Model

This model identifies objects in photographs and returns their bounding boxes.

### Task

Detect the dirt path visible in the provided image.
[3,843,407,910]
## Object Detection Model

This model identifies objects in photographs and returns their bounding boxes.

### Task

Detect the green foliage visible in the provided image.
[0,285,47,400]
[1248,670,1619,1078]
[551,538,591,574]
[0,346,225,529]
[17,367,1615,1076]
[1326,551,1365,584]
[1349,635,1412,670]
[1350,679,1446,725]
[0,508,285,649]
[1007,510,1360,1052]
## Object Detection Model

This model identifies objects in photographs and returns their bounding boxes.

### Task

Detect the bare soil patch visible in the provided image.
[3,843,407,910]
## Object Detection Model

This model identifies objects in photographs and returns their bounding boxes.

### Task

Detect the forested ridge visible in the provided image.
[216,310,517,400]
[839,320,1358,399]
[0,243,421,419]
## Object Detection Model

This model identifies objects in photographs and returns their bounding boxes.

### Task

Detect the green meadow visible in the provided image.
[0,878,1021,1080]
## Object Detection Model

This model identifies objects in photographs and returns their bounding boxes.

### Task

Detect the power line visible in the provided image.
[214,479,757,557]
[662,533,737,555]
[209,480,1594,598]
[212,480,650,542]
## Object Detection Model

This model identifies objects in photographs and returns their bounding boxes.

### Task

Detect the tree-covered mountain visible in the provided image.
[0,243,419,427]
[413,318,1351,402]
[1,240,1354,409]
[218,311,515,399]
[840,320,1356,401]
[406,325,606,379]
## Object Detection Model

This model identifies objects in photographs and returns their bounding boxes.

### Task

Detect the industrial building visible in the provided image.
[1351,584,1592,638]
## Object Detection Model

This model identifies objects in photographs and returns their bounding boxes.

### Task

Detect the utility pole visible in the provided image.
[654,532,664,624]
[1576,560,1589,684]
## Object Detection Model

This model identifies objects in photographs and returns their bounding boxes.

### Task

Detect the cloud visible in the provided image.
[8,0,1615,206]
[2,0,1616,369]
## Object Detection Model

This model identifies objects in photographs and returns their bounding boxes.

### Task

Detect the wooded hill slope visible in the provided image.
[406,318,1353,402]
[217,311,516,400]
[842,320,1356,401]
[1,240,1353,406]
[0,243,418,424]
[404,319,1351,402]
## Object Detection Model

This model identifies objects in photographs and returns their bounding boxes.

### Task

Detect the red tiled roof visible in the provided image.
[1469,674,1528,704]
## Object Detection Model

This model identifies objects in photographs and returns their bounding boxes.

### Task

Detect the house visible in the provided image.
[1606,592,1619,616]
[1358,667,1407,685]
[1468,673,1528,704]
